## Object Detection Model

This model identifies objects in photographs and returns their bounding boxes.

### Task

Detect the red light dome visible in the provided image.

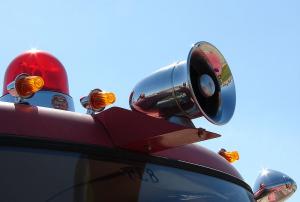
[2,50,69,96]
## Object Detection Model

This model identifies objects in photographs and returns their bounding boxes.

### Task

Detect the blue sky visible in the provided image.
[0,0,299,201]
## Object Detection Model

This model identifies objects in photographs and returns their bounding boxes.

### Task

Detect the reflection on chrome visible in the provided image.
[130,41,235,125]
[253,169,297,202]
[191,42,233,88]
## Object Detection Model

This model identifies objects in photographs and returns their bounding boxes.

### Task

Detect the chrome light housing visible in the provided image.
[253,169,297,202]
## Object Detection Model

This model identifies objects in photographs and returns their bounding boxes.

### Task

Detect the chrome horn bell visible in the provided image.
[130,41,235,126]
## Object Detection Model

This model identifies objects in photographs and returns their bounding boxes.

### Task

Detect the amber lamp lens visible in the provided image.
[90,91,116,109]
[16,76,44,97]
[220,150,239,163]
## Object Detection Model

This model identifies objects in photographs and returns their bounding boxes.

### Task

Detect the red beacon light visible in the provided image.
[0,50,74,111]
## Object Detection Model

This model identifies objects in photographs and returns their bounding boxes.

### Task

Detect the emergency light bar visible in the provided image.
[0,42,234,154]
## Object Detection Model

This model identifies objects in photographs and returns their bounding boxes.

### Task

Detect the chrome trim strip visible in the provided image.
[0,91,75,111]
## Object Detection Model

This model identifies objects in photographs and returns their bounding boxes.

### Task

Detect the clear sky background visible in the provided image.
[0,0,299,201]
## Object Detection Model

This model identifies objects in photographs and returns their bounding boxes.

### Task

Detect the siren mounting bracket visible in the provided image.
[93,107,221,153]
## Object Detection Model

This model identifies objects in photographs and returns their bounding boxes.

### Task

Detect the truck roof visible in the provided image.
[0,101,243,180]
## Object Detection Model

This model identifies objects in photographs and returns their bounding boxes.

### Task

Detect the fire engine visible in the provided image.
[0,41,296,201]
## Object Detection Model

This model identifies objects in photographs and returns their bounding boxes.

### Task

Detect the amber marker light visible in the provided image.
[218,148,239,163]
[15,76,44,97]
[7,73,44,99]
[90,90,116,110]
[80,89,116,114]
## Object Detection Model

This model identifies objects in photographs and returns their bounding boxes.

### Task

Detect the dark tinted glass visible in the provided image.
[0,146,254,202]
[138,164,255,202]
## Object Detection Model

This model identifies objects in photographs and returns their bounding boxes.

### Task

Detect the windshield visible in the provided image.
[0,146,254,202]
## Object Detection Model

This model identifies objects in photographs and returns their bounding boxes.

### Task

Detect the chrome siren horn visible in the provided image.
[129,41,235,126]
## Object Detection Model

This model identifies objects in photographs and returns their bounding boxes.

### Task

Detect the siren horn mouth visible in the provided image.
[187,42,235,125]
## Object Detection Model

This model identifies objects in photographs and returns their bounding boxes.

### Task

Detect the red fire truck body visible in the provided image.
[0,102,254,201]
[0,42,296,202]
[0,102,243,178]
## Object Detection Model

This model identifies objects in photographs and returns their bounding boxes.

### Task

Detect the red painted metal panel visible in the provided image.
[0,102,112,147]
[155,144,243,180]
[94,107,219,153]
[0,102,242,180]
